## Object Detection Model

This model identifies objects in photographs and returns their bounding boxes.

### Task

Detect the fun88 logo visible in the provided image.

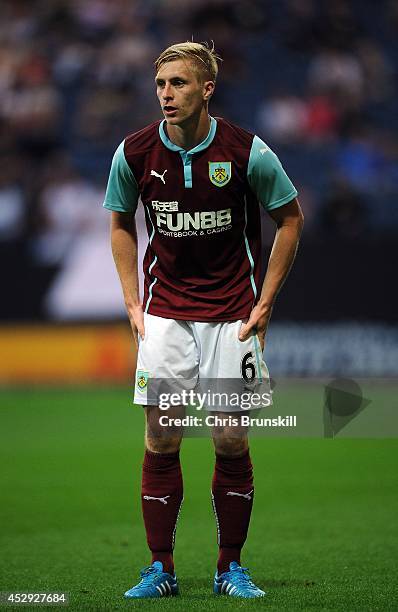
[155,209,231,231]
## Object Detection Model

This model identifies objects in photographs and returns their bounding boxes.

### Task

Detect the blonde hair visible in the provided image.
[154,41,221,82]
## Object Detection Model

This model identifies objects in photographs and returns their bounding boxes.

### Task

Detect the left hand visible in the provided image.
[238,303,273,351]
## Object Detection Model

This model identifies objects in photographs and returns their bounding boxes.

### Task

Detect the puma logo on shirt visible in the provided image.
[151,169,168,184]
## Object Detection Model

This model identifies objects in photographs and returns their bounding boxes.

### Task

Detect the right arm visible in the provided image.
[103,139,142,345]
[110,211,144,348]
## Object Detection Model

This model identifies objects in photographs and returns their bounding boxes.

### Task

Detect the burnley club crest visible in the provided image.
[209,162,232,187]
[136,370,149,390]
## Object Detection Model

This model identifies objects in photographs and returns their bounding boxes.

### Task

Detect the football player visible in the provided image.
[104,41,304,599]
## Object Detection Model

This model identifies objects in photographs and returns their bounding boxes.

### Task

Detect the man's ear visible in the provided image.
[203,80,215,101]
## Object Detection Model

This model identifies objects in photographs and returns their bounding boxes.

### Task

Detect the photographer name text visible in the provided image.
[159,415,297,428]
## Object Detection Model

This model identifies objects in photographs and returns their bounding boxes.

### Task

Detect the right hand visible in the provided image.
[127,303,145,349]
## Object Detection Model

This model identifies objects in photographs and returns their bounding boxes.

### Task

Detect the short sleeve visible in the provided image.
[247,135,298,211]
[103,141,139,213]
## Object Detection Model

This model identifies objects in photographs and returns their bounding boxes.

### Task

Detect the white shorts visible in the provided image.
[134,313,272,412]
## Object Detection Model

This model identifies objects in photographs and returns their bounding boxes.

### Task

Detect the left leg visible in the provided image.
[195,319,266,573]
[211,419,265,597]
[194,318,269,596]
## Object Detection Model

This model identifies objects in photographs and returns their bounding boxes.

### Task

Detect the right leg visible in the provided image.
[129,314,197,596]
[142,405,185,575]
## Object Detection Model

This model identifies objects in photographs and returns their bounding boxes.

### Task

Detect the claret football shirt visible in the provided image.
[103,117,297,321]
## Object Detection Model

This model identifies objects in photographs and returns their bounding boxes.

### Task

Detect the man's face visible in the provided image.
[155,59,213,126]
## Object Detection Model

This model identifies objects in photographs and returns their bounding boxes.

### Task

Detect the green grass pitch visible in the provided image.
[1,385,397,610]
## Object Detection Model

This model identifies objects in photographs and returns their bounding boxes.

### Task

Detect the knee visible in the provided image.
[146,434,182,454]
[213,436,248,457]
[145,406,184,454]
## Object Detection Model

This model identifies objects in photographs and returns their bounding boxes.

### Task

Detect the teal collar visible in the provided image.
[159,116,217,154]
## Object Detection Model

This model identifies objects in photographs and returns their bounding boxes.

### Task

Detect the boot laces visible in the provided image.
[138,566,158,585]
[231,566,257,590]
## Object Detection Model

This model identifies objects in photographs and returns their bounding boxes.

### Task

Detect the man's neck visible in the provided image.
[166,110,210,151]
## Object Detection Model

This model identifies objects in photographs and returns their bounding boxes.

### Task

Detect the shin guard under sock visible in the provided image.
[211,451,254,575]
[142,449,183,574]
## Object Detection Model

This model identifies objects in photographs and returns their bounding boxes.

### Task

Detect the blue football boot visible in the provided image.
[214,561,266,598]
[124,561,179,598]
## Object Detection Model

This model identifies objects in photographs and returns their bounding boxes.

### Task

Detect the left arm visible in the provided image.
[239,197,304,348]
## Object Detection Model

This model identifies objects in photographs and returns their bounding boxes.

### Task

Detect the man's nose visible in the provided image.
[162,83,173,100]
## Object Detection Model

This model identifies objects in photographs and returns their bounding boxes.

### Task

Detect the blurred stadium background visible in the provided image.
[0,0,397,383]
[1,2,398,608]
[0,0,398,383]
